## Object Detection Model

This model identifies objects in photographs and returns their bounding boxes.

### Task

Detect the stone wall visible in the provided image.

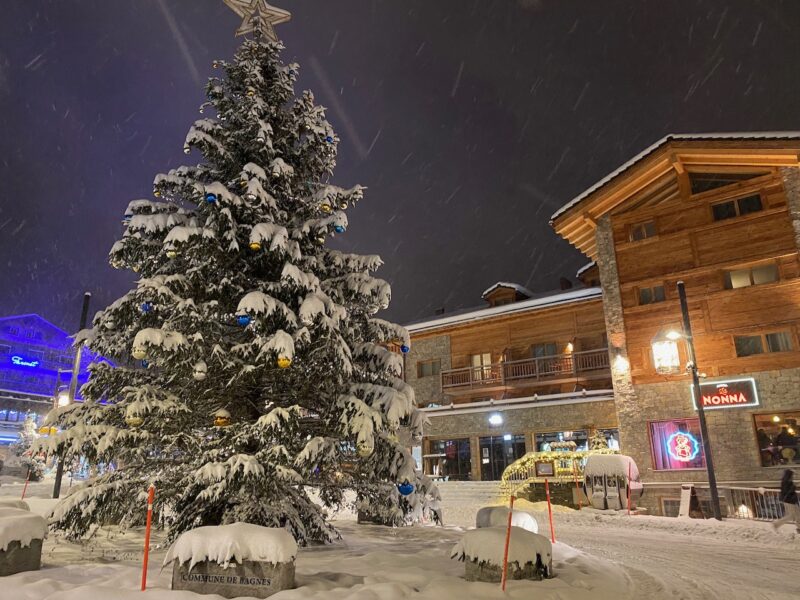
[405,335,451,407]
[595,215,638,451]
[424,398,618,480]
[622,368,800,488]
[780,166,800,249]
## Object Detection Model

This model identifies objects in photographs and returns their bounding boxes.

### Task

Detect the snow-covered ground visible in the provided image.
[1,478,797,599]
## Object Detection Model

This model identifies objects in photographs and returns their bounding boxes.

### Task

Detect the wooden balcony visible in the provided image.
[440,348,610,394]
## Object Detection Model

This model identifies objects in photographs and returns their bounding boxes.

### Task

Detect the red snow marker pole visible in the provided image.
[545,478,556,544]
[21,468,31,500]
[627,462,632,516]
[500,494,516,592]
[141,484,155,591]
[572,460,582,509]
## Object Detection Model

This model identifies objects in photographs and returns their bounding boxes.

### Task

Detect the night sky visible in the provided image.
[1,1,799,331]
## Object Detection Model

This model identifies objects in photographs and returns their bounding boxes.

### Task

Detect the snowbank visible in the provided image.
[0,507,48,551]
[584,454,639,480]
[164,523,298,570]
[451,526,551,566]
[0,499,30,511]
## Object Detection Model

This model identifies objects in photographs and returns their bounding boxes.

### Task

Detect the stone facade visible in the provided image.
[780,166,800,249]
[595,215,638,451]
[425,398,618,480]
[405,335,451,407]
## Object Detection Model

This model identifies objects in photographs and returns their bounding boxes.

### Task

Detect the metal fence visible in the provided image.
[725,486,785,521]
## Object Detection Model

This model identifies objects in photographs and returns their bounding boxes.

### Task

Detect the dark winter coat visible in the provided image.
[779,474,798,504]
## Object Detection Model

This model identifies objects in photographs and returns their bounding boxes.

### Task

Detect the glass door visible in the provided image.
[479,434,526,480]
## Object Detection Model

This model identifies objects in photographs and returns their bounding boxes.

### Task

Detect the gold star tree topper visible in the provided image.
[223,0,291,41]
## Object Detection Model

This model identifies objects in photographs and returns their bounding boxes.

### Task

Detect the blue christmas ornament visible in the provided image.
[334,224,346,234]
[325,135,334,143]
[141,360,149,368]
[398,482,414,496]
[140,302,153,314]
[205,192,218,204]
[400,344,410,354]
[237,314,252,327]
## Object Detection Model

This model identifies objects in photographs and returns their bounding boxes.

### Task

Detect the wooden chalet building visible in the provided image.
[551,132,800,515]
[405,281,618,482]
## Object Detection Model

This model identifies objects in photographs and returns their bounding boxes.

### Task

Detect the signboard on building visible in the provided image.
[534,460,555,477]
[691,378,759,411]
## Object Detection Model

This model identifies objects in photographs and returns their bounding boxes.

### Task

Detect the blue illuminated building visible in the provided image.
[0,314,111,451]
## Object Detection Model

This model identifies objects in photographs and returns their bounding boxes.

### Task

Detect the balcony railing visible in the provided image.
[441,348,610,390]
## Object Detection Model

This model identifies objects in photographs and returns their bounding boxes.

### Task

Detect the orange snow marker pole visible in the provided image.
[21,468,31,500]
[500,494,516,592]
[141,484,155,591]
[627,462,632,516]
[545,478,556,544]
[572,460,582,509]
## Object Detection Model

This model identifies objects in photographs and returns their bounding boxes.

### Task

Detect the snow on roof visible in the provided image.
[550,131,800,223]
[575,261,596,278]
[451,526,551,566]
[164,523,298,569]
[480,282,535,299]
[0,507,47,552]
[584,454,639,481]
[406,287,602,334]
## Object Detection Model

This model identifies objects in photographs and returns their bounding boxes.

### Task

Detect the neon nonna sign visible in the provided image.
[11,355,40,368]
[666,431,700,462]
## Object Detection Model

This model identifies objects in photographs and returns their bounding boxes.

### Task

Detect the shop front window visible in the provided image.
[649,418,705,470]
[753,412,800,467]
[426,438,472,481]
[479,434,526,481]
[535,430,588,452]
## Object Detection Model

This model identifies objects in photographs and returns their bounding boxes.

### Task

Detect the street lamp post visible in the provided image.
[651,282,722,520]
[52,292,92,499]
[676,281,722,521]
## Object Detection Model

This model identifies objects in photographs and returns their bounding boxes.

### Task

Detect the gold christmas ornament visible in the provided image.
[38,425,57,436]
[214,408,232,427]
[277,356,292,369]
[249,241,262,251]
[165,248,178,259]
[339,201,348,210]
[246,88,256,97]
[125,414,144,428]
[357,442,374,458]
[132,346,147,360]
[222,0,291,41]
[320,202,333,214]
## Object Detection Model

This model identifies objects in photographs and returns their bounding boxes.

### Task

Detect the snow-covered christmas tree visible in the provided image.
[11,415,45,481]
[42,3,435,543]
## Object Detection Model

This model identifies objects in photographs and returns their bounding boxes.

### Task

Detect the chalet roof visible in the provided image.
[550,131,800,223]
[480,281,535,299]
[405,286,602,335]
[575,261,596,278]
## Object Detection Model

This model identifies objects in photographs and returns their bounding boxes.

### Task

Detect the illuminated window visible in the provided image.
[639,285,666,305]
[416,359,441,378]
[735,331,793,357]
[689,171,767,195]
[724,263,778,289]
[753,412,800,467]
[649,418,705,470]
[712,194,763,222]
[629,221,657,242]
[427,438,472,481]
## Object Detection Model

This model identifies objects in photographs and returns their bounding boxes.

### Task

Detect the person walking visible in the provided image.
[772,469,799,532]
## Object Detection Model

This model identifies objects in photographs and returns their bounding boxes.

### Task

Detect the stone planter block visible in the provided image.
[0,539,43,576]
[464,556,551,582]
[171,559,295,598]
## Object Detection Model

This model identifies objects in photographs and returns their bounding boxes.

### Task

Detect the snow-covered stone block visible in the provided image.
[0,507,47,576]
[165,523,297,598]
[475,505,538,533]
[451,526,552,582]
